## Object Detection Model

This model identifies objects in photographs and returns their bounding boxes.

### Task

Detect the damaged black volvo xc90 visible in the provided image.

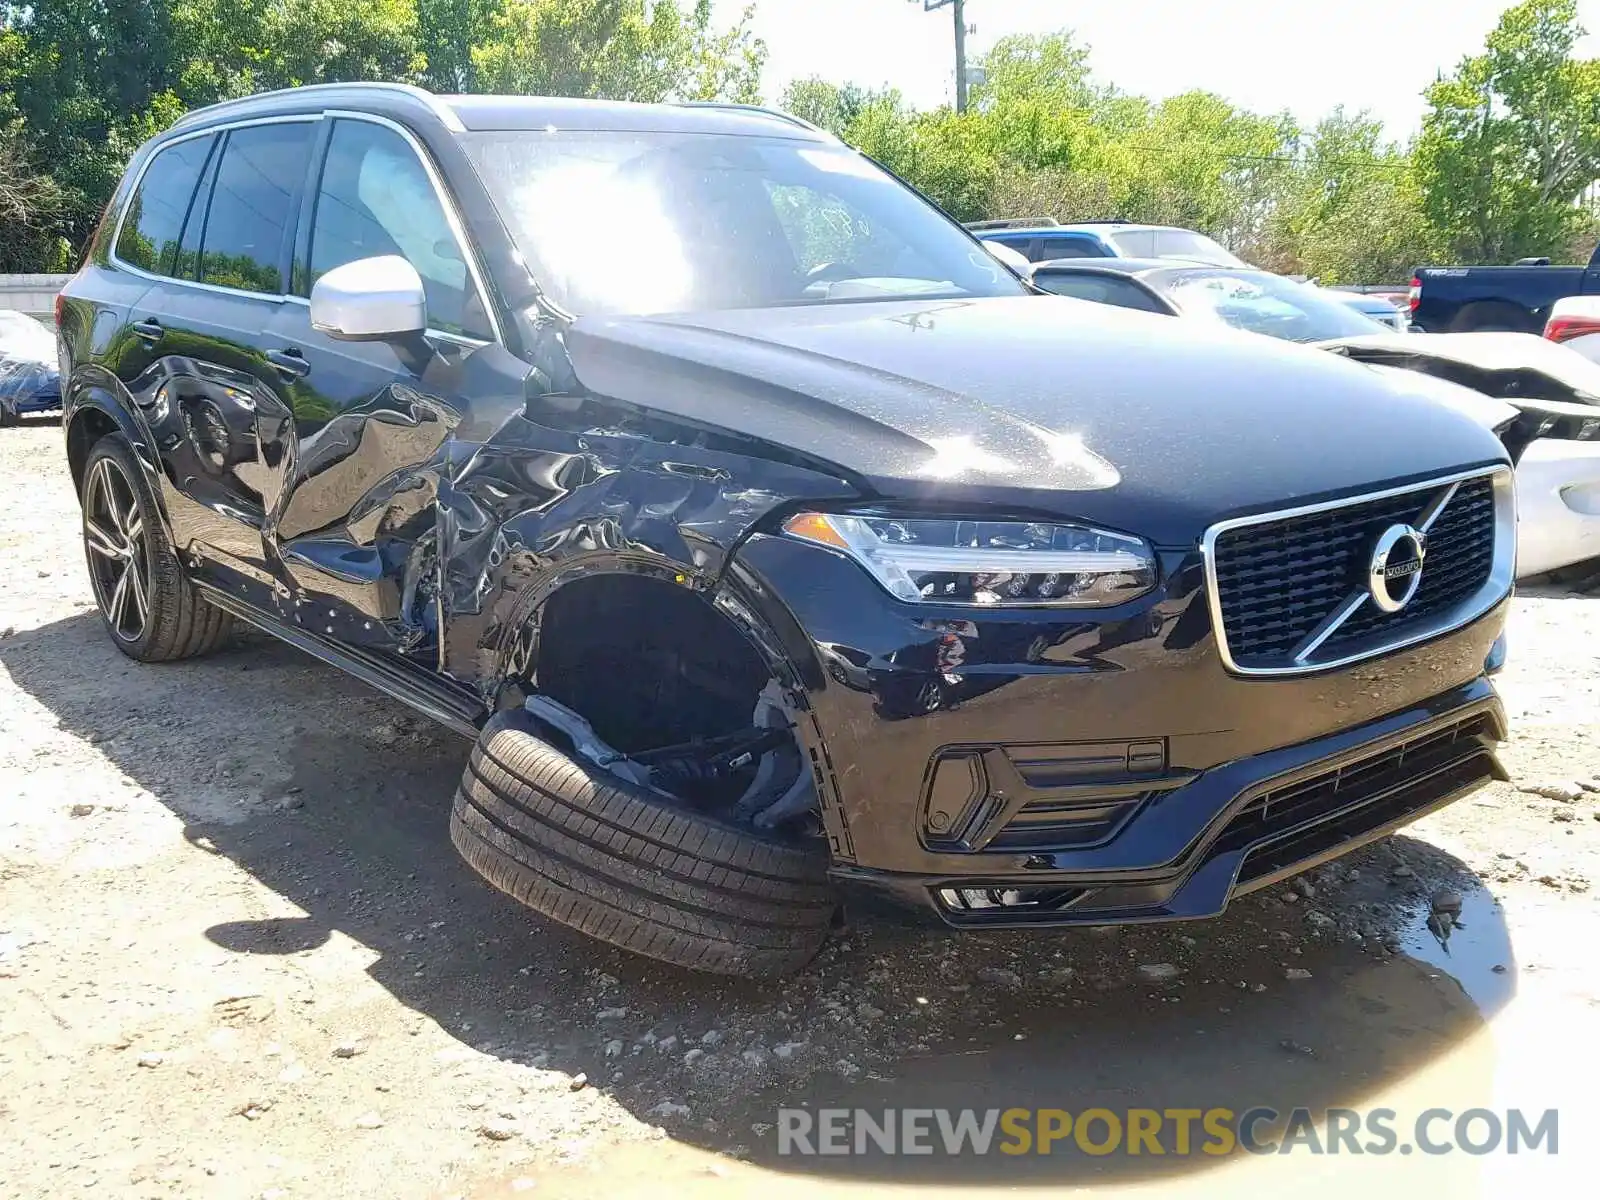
[58,84,1516,975]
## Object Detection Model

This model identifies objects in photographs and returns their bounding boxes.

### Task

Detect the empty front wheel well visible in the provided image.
[530,573,776,755]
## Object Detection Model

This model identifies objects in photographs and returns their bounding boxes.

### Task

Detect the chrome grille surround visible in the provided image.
[1201,466,1515,677]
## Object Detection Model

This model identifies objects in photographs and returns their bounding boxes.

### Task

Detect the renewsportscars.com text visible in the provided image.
[776,1106,1559,1157]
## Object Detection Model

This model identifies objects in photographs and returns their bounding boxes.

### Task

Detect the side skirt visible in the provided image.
[195,582,484,740]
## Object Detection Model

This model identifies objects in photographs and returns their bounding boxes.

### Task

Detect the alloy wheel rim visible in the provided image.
[83,457,150,642]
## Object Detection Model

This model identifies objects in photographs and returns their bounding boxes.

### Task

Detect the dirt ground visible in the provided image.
[4,416,1600,1200]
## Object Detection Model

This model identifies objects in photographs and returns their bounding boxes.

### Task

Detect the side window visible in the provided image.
[1035,236,1104,261]
[1034,272,1168,313]
[309,119,491,340]
[115,136,216,276]
[199,122,315,295]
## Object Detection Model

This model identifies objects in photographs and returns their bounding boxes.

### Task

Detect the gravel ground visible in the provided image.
[3,417,1599,1199]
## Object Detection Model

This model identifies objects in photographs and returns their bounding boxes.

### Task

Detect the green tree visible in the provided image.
[1417,0,1600,261]
[418,0,501,91]
[253,0,425,89]
[0,120,65,272]
[1259,109,1435,282]
[470,0,763,102]
[778,77,887,137]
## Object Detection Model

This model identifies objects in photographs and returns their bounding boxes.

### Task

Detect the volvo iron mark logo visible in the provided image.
[1368,524,1427,613]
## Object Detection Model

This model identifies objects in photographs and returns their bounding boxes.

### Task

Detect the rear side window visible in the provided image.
[199,122,315,295]
[308,119,491,339]
[1035,235,1105,261]
[115,136,215,276]
[1034,271,1169,313]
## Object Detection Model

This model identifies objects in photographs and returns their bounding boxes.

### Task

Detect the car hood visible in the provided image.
[565,297,1508,546]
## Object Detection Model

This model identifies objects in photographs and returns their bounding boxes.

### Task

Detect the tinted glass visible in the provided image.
[115,136,215,276]
[1035,236,1104,261]
[309,120,490,339]
[1034,271,1169,313]
[1162,270,1388,341]
[199,123,314,294]
[466,130,1025,315]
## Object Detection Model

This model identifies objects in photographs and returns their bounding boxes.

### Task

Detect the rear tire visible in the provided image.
[1450,301,1533,333]
[80,434,233,662]
[450,712,838,977]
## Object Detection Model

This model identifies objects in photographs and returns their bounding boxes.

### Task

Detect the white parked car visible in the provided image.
[1324,331,1600,578]
[1029,259,1600,578]
[1544,295,1600,365]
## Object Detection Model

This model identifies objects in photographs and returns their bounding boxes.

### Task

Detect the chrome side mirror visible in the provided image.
[309,255,427,341]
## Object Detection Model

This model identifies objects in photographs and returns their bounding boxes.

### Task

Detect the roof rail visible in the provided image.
[964,217,1060,231]
[169,81,463,132]
[672,100,829,135]
[1070,218,1136,225]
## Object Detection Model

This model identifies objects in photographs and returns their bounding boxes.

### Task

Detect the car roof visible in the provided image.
[440,95,828,138]
[167,82,831,142]
[1058,222,1193,235]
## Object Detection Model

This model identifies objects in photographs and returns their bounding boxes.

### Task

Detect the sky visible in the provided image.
[720,0,1600,140]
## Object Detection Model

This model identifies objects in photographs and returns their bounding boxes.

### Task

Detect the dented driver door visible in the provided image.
[256,304,466,646]
[251,113,508,648]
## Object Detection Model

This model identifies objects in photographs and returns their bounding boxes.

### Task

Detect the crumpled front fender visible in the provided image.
[434,407,859,698]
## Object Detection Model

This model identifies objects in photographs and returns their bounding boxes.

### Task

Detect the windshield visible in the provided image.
[464,130,1025,316]
[1160,270,1389,342]
[1108,229,1247,267]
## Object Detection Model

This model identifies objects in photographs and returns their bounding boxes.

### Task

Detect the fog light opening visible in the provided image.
[937,886,1084,913]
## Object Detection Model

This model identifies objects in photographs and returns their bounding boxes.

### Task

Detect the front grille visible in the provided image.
[1209,473,1502,673]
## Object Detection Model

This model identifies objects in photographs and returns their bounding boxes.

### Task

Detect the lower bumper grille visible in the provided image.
[922,702,1503,928]
[1218,712,1501,883]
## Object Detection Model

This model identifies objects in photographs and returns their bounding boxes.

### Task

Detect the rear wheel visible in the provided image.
[80,434,232,661]
[1450,301,1533,333]
[450,712,839,977]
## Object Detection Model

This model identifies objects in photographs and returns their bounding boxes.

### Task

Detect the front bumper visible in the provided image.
[836,683,1504,927]
[727,531,1509,929]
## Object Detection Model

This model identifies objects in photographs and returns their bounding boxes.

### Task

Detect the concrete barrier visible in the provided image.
[0,274,73,323]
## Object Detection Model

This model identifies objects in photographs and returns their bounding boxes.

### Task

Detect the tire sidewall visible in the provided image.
[513,707,828,859]
[80,435,171,659]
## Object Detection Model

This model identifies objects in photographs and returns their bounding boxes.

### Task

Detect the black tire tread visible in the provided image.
[83,435,232,662]
[450,713,836,976]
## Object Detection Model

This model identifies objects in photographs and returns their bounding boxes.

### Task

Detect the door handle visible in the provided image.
[266,348,311,380]
[131,318,163,344]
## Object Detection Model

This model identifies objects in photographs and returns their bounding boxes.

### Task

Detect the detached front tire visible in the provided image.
[451,712,839,977]
[80,434,232,661]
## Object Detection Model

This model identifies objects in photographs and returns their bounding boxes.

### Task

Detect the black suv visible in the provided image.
[58,83,1515,976]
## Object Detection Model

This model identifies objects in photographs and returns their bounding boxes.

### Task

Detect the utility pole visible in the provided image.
[910,0,972,113]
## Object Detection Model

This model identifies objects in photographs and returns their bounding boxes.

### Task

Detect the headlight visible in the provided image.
[782,512,1156,607]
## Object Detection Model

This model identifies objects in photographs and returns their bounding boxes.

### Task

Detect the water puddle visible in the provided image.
[1398,884,1517,1015]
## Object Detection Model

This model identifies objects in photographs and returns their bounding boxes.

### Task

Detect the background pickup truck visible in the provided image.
[1410,245,1600,332]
